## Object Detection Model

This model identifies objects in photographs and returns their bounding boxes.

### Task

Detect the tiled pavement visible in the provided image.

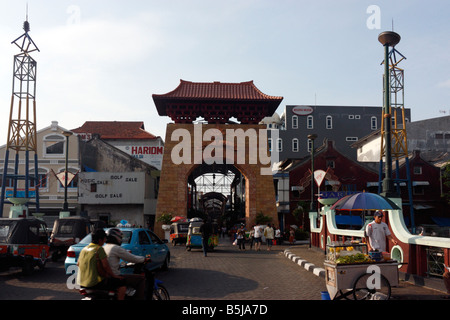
[284,242,449,300]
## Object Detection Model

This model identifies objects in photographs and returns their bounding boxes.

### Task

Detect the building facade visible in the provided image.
[263,105,411,161]
[77,131,160,228]
[0,121,80,224]
[72,121,164,170]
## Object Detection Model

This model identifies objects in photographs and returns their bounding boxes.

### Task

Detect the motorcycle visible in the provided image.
[79,260,169,300]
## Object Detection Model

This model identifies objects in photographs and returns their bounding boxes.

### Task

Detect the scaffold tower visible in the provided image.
[0,18,40,216]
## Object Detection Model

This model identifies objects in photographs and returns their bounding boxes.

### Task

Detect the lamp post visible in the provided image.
[62,131,73,213]
[308,134,318,211]
[378,31,400,198]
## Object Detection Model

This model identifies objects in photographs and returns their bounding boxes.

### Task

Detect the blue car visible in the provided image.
[64,227,170,275]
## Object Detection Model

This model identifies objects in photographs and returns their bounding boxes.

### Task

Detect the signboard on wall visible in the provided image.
[116,145,163,170]
[78,172,145,204]
[292,106,313,116]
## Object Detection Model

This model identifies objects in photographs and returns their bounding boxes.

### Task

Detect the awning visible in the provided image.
[335,215,363,226]
[413,204,434,210]
[413,181,429,186]
[431,217,450,227]
[366,182,407,187]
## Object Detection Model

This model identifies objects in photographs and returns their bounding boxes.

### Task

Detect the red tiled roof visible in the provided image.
[71,121,158,140]
[153,80,283,101]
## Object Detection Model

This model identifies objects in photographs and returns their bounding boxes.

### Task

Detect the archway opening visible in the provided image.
[187,163,246,229]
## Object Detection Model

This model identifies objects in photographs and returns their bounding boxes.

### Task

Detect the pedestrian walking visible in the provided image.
[221,226,227,238]
[289,227,295,245]
[253,225,263,251]
[274,226,281,245]
[264,224,274,251]
[236,224,246,250]
[248,226,255,249]
[200,219,213,257]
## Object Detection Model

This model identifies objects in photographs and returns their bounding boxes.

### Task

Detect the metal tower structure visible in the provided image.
[378,31,415,231]
[0,18,40,216]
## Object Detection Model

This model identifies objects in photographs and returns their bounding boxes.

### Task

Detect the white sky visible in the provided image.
[0,0,449,144]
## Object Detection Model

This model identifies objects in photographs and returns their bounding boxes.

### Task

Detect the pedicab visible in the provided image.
[49,216,105,261]
[186,218,218,252]
[0,218,50,275]
[169,220,189,246]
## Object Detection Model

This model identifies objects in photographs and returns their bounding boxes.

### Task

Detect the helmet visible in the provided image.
[106,228,123,245]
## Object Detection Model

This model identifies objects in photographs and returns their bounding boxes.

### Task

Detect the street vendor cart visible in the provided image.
[324,241,399,300]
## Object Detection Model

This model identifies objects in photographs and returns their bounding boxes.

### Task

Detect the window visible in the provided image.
[307,115,313,129]
[346,137,358,142]
[348,115,354,119]
[413,166,422,175]
[43,134,65,157]
[355,115,361,119]
[139,231,151,245]
[276,138,283,152]
[413,185,425,196]
[29,168,48,189]
[326,116,333,129]
[326,160,335,168]
[0,169,14,188]
[268,138,272,152]
[292,138,299,152]
[292,115,298,129]
[307,139,312,153]
[148,230,163,244]
[371,116,377,130]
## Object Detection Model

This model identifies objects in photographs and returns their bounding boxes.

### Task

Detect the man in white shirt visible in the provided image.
[104,228,150,300]
[365,211,397,252]
[253,225,264,251]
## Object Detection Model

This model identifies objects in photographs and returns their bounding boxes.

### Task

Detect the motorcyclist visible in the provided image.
[103,228,151,300]
[77,229,126,299]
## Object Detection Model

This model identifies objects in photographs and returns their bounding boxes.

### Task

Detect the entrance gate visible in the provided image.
[152,80,283,238]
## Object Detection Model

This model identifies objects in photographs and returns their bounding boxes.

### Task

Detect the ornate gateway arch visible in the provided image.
[152,80,283,238]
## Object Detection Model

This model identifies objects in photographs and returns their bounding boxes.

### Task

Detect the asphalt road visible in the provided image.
[0,239,326,301]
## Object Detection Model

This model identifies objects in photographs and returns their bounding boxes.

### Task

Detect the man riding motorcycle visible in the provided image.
[77,229,126,299]
[103,228,151,300]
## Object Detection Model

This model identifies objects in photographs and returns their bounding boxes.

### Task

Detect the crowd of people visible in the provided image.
[231,223,287,251]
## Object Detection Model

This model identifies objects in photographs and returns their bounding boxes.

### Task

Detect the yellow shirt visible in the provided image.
[78,243,106,288]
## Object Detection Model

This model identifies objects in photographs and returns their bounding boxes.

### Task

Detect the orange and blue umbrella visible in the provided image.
[330,192,400,211]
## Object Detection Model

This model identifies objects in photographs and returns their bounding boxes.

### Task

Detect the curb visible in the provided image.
[284,248,326,279]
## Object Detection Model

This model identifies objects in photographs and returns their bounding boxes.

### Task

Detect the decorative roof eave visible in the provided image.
[153,80,283,117]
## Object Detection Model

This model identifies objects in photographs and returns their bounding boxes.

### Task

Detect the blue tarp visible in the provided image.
[431,217,450,227]
[335,215,363,226]
[83,165,97,172]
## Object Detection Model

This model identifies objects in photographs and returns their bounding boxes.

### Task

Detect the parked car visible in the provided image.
[64,227,170,275]
[0,218,49,275]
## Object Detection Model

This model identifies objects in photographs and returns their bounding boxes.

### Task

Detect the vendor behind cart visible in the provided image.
[365,211,397,252]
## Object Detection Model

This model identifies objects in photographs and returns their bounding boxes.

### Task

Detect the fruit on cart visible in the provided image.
[336,252,372,264]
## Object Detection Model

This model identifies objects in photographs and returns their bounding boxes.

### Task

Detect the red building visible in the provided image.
[394,150,449,231]
[283,139,379,229]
